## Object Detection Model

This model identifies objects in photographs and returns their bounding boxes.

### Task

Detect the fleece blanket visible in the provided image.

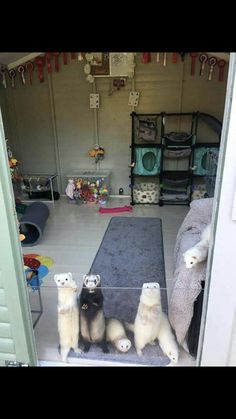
[168,198,213,345]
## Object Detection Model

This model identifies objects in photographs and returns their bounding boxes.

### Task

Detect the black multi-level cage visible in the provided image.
[130,111,222,206]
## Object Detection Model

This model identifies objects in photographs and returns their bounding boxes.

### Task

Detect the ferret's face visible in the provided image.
[143,282,160,291]
[168,349,179,363]
[183,253,197,268]
[118,338,131,353]
[141,282,160,304]
[142,282,160,296]
[83,274,101,289]
[54,272,76,288]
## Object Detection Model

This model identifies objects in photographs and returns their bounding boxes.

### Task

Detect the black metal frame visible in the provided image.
[130,111,222,206]
[28,276,43,328]
[130,112,162,205]
[191,142,220,200]
[159,112,197,206]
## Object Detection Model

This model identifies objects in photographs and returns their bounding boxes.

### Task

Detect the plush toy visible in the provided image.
[18,220,25,242]
[65,179,75,200]
[88,145,105,163]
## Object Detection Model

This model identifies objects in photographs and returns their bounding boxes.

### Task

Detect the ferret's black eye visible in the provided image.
[58,279,60,282]
[191,262,193,264]
[65,278,68,281]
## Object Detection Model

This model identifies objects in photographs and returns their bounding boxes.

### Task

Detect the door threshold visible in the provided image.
[38,358,146,367]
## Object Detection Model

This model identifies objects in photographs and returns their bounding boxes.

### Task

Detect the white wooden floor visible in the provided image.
[24,196,195,366]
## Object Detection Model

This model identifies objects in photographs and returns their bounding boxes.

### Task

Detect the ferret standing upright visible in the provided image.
[78,274,109,353]
[125,282,162,356]
[54,272,82,362]
[106,318,131,353]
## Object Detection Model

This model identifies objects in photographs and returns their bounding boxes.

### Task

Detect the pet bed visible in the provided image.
[133,182,160,203]
[133,147,161,175]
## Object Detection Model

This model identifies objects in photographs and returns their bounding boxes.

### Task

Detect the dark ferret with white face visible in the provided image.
[78,274,109,353]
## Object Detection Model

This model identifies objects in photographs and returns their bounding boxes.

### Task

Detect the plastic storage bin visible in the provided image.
[66,170,111,204]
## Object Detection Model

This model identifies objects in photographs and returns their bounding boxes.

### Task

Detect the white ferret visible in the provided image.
[156,312,179,363]
[126,282,162,356]
[106,318,132,353]
[54,272,82,362]
[183,223,211,269]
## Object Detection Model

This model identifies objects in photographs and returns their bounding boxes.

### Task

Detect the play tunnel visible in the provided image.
[20,202,50,246]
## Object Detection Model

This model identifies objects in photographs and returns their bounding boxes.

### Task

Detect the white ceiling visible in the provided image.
[0,52,31,65]
[0,52,44,69]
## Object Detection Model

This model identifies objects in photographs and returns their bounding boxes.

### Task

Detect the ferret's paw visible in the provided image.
[74,347,83,354]
[58,308,66,314]
[150,340,156,346]
[137,349,143,356]
[81,304,88,310]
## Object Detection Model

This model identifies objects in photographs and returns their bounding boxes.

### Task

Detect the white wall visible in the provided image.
[0,53,228,195]
[200,54,236,366]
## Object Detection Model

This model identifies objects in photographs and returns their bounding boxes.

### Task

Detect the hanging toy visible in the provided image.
[1,66,7,88]
[17,65,26,85]
[45,53,52,73]
[218,59,226,82]
[88,145,105,163]
[63,52,68,65]
[190,53,198,76]
[142,53,151,63]
[26,62,34,84]
[53,53,60,72]
[208,56,217,81]
[163,53,167,67]
[172,53,178,63]
[65,179,75,200]
[199,53,208,76]
[179,52,187,61]
[8,69,16,87]
[35,56,45,83]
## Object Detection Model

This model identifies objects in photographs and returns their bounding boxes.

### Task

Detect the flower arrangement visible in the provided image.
[6,140,22,185]
[8,156,22,182]
[88,145,105,163]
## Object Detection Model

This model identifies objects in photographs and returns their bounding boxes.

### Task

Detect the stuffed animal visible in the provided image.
[88,145,105,163]
[65,179,75,200]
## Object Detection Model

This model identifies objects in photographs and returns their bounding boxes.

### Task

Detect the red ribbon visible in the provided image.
[35,56,45,83]
[141,53,151,63]
[63,53,68,65]
[53,53,60,72]
[190,52,198,76]
[45,53,52,73]
[172,53,178,63]
[218,59,226,82]
[26,62,34,84]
